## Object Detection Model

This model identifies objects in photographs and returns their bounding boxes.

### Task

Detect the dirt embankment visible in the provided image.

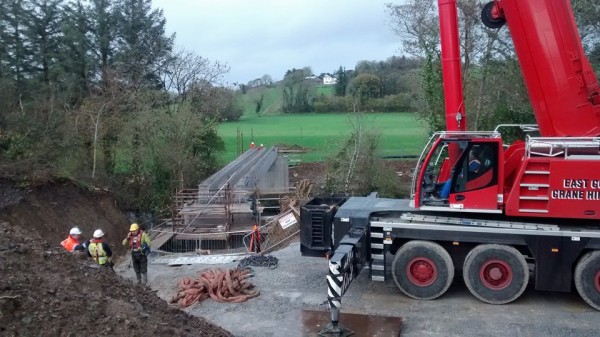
[0,178,232,336]
[0,179,130,255]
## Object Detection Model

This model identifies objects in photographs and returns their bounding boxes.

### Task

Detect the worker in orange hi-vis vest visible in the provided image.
[249,224,261,253]
[61,227,85,252]
[250,142,255,149]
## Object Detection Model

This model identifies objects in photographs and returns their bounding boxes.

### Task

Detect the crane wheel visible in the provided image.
[463,244,528,305]
[391,240,454,300]
[574,251,600,310]
[481,1,506,29]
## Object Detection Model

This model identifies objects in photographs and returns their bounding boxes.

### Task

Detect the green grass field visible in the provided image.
[218,112,428,163]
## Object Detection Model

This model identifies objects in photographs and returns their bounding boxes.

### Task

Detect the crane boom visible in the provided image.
[491,0,600,137]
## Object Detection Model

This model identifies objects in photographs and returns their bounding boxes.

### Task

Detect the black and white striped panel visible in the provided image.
[326,244,355,309]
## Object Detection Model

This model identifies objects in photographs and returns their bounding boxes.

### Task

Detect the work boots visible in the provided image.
[142,273,147,285]
[136,272,142,284]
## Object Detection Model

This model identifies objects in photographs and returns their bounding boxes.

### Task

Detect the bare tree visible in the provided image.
[325,113,399,196]
[79,71,123,179]
[162,47,229,105]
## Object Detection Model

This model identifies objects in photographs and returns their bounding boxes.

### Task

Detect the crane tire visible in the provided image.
[463,244,528,305]
[574,251,600,311]
[392,240,454,300]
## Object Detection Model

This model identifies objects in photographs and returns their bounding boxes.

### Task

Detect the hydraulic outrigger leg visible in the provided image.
[318,233,363,337]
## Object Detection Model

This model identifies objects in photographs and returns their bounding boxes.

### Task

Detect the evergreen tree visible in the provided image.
[24,0,63,85]
[1,0,30,92]
[89,0,118,85]
[114,0,174,88]
[60,0,93,100]
[334,66,348,96]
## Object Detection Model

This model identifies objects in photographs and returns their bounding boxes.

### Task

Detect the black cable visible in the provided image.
[237,254,279,269]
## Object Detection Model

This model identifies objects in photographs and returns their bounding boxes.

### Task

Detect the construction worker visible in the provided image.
[122,223,151,284]
[61,227,84,252]
[249,224,261,253]
[87,229,113,269]
[250,141,255,149]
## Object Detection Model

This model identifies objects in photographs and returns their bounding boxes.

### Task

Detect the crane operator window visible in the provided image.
[454,143,498,193]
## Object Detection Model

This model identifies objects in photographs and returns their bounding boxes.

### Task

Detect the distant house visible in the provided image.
[322,74,337,85]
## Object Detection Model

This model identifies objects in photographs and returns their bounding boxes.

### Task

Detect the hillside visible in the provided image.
[236,84,335,117]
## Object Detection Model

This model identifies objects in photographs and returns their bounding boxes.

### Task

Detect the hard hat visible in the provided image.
[93,229,104,238]
[130,223,140,232]
[69,227,82,235]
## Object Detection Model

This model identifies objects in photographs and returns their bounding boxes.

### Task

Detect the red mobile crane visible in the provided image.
[301,0,600,335]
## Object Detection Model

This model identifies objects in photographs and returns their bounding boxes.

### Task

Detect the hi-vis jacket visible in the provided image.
[61,236,81,252]
[87,239,113,265]
[123,230,151,255]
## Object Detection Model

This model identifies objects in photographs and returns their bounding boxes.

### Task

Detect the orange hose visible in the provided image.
[169,268,259,308]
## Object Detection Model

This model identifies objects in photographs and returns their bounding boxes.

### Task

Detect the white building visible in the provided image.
[322,74,337,85]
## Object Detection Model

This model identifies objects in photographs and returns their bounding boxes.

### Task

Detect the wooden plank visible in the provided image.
[151,231,175,250]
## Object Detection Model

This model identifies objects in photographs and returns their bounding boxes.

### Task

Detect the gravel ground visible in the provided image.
[118,242,600,337]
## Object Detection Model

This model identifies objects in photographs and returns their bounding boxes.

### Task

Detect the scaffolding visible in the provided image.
[152,146,293,253]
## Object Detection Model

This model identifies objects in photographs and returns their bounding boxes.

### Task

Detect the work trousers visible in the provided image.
[132,251,148,275]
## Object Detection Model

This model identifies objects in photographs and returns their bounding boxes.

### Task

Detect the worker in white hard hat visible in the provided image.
[61,226,84,252]
[122,223,151,284]
[87,229,113,269]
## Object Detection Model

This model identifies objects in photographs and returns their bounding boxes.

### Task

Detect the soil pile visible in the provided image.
[0,179,137,256]
[0,179,232,337]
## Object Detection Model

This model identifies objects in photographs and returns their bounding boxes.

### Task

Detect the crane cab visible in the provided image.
[412,131,504,213]
[412,131,600,220]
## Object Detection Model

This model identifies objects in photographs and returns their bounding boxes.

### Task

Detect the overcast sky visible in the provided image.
[152,0,403,85]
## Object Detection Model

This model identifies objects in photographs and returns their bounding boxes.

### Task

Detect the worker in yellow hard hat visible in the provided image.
[122,223,151,284]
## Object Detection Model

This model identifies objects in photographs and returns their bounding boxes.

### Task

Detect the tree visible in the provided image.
[60,0,93,101]
[386,0,533,132]
[189,84,242,121]
[349,73,381,107]
[88,0,117,85]
[114,0,174,88]
[325,113,400,196]
[334,66,349,96]
[254,94,264,115]
[78,70,123,178]
[260,74,273,86]
[282,67,313,113]
[1,0,30,93]
[0,0,237,214]
[24,0,63,86]
[572,0,600,51]
[118,92,225,209]
[387,0,444,131]
[162,48,229,106]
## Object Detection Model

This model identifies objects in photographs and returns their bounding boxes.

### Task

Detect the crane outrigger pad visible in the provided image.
[286,310,402,337]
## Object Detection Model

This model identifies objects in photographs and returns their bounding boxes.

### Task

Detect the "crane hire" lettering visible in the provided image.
[551,179,600,200]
